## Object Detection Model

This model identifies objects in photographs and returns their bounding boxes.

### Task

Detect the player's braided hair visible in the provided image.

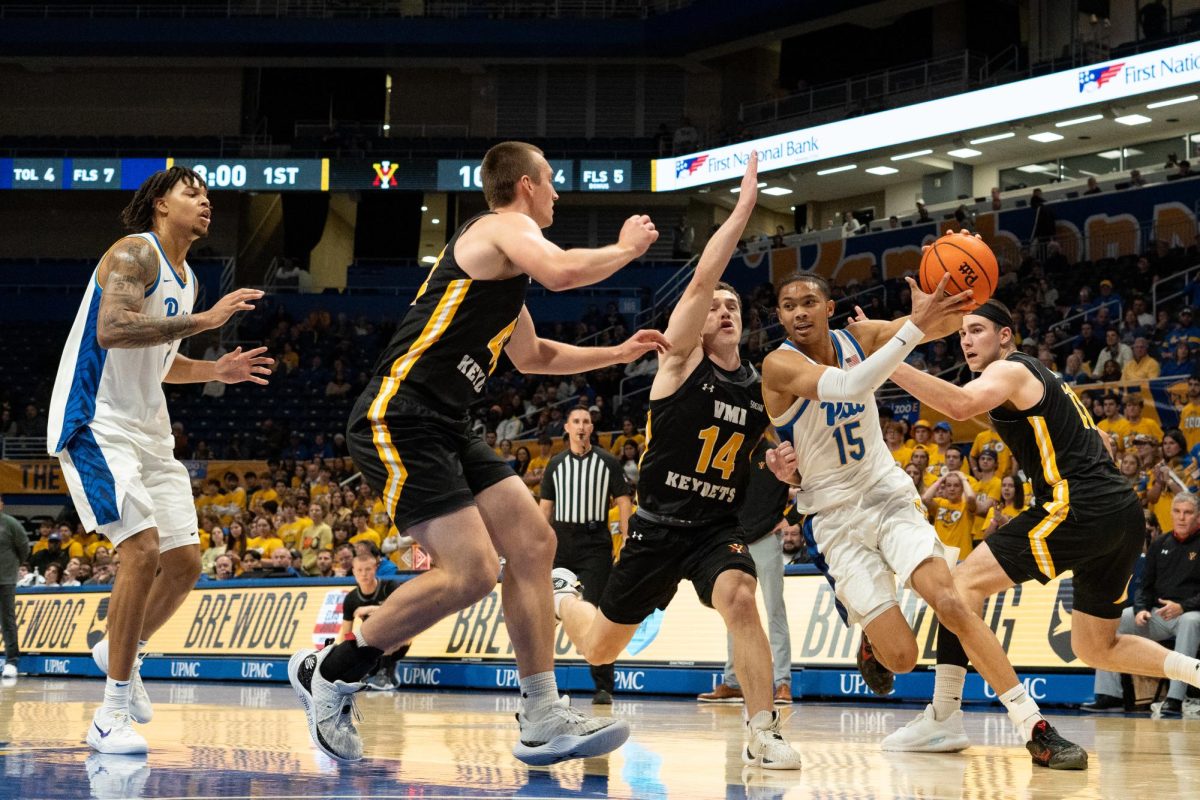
[119,166,206,233]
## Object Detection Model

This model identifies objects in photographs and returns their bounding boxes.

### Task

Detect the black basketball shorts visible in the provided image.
[598,514,757,626]
[984,494,1143,619]
[347,387,514,530]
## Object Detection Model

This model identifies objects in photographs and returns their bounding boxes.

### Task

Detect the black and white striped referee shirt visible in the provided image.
[539,446,630,525]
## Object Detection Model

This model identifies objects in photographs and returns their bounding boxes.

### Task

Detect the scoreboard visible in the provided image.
[0,156,646,192]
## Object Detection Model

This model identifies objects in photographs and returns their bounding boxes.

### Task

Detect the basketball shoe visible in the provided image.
[881,704,969,752]
[92,639,152,724]
[513,695,630,766]
[289,647,366,762]
[1026,720,1088,769]
[86,707,148,755]
[85,752,151,800]
[856,633,894,696]
[743,710,803,770]
[1,662,16,680]
[552,567,581,619]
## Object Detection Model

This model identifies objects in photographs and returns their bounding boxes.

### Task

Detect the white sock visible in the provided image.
[1164,651,1200,688]
[931,664,966,721]
[998,684,1043,740]
[519,671,559,720]
[355,629,372,650]
[102,677,131,715]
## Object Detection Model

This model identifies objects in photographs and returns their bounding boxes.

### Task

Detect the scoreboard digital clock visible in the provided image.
[168,158,328,191]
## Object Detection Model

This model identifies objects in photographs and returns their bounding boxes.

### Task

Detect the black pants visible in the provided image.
[553,523,616,694]
[0,585,18,665]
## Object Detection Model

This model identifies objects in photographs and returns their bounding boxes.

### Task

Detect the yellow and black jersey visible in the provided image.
[636,357,768,525]
[989,352,1131,511]
[368,211,528,419]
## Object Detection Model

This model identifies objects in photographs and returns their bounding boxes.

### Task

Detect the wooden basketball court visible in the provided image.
[1,677,1196,799]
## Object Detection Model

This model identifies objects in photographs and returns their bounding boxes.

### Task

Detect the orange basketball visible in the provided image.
[918,233,998,310]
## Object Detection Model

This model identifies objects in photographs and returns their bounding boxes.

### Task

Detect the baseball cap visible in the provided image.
[978,448,998,460]
[913,419,932,429]
[48,532,61,542]
[1099,279,1114,288]
[588,405,600,413]
[933,421,952,432]
[1133,433,1156,445]
[1182,307,1194,315]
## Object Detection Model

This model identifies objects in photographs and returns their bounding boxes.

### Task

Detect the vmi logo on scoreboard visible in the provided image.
[372,161,399,189]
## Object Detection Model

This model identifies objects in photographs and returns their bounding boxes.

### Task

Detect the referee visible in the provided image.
[540,406,632,704]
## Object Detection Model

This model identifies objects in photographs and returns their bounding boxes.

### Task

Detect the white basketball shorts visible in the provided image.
[57,422,199,552]
[804,472,944,628]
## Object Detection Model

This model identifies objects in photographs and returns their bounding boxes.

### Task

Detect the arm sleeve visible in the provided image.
[539,457,557,503]
[816,320,924,402]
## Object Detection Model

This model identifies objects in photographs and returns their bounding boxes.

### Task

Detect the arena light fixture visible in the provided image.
[1028,132,1065,142]
[420,205,428,211]
[865,166,899,175]
[969,132,1015,144]
[1114,114,1153,125]
[1054,114,1104,127]
[890,149,933,161]
[761,186,794,195]
[729,181,768,193]
[431,218,440,225]
[1147,94,1198,109]
[1016,163,1057,173]
[421,255,437,264]
[946,148,982,158]
[815,164,856,176]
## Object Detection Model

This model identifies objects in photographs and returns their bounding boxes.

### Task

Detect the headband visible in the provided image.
[970,302,1014,331]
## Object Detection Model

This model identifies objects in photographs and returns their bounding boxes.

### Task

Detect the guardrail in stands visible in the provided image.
[0,0,692,19]
[1,437,47,460]
[1153,261,1200,317]
[295,121,472,140]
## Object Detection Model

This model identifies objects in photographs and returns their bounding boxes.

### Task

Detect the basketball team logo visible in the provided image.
[1078,62,1124,93]
[728,542,745,554]
[675,154,708,178]
[372,160,399,188]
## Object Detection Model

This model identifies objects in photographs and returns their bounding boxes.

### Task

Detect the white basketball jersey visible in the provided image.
[771,329,910,514]
[48,232,196,454]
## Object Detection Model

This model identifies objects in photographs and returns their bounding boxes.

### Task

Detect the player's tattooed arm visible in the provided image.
[96,237,205,348]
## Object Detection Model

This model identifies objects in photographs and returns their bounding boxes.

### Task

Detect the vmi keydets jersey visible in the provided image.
[636,357,768,524]
[770,330,911,514]
[368,212,528,419]
[989,352,1130,510]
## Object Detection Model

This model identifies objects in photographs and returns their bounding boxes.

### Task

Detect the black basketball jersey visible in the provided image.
[989,352,1130,510]
[369,212,528,418]
[637,356,769,524]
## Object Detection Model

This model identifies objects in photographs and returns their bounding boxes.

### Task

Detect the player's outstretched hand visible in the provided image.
[203,288,265,330]
[766,441,800,485]
[734,151,759,208]
[906,273,972,338]
[613,329,671,363]
[618,214,659,259]
[214,346,274,385]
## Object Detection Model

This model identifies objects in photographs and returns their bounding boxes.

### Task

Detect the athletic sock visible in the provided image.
[102,677,131,715]
[998,684,1043,740]
[1164,651,1200,688]
[931,664,967,721]
[319,640,383,684]
[519,671,559,720]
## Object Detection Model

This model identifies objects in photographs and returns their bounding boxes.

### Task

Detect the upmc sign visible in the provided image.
[652,40,1200,191]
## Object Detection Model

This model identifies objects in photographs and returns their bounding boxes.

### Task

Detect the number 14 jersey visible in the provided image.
[636,356,768,524]
[771,330,908,515]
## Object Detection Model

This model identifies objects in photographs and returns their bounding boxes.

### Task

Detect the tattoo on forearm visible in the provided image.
[98,238,202,347]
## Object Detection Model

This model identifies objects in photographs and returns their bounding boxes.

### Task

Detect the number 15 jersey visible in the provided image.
[636,356,768,524]
[770,330,909,515]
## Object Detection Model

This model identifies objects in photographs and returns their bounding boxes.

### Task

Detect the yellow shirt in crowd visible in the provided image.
[928,497,974,558]
[970,429,1013,477]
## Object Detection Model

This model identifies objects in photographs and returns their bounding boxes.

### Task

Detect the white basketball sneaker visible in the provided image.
[86,707,148,755]
[552,568,581,620]
[1,663,17,679]
[881,705,970,752]
[289,647,366,762]
[85,752,151,800]
[92,639,153,724]
[513,695,630,766]
[743,710,803,770]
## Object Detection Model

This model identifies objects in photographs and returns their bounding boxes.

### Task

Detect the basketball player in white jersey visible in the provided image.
[762,273,1085,767]
[48,167,271,754]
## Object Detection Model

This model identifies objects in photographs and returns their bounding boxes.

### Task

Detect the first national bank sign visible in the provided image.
[652,40,1200,191]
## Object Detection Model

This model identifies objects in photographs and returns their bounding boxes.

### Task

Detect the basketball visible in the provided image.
[919,233,998,309]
